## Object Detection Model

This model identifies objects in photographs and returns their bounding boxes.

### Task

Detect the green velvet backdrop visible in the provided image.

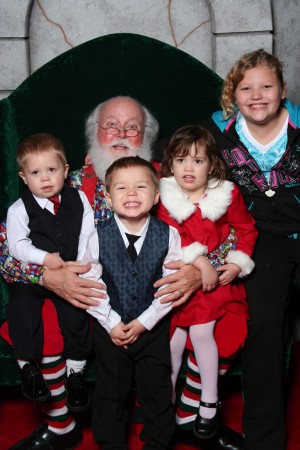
[0,33,223,384]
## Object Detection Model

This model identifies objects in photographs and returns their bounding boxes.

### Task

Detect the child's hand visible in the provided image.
[194,256,219,292]
[123,319,146,344]
[109,322,128,347]
[217,263,241,285]
[43,252,65,269]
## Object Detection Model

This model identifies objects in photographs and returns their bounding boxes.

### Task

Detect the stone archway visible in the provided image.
[28,0,273,79]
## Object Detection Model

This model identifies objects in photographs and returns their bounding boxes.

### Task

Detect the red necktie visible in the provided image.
[48,195,60,215]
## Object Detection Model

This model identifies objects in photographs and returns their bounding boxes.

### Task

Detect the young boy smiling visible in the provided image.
[90,156,182,449]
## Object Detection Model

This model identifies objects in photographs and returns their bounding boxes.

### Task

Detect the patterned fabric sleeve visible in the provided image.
[207,227,237,268]
[0,221,44,284]
[67,166,113,225]
[66,167,84,189]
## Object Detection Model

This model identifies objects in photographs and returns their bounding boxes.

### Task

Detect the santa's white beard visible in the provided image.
[88,139,152,182]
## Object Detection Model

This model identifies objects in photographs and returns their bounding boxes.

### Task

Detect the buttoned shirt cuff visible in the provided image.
[87,304,121,333]
[137,299,172,331]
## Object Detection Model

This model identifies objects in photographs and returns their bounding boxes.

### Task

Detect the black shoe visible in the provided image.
[193,400,221,440]
[65,369,90,412]
[173,425,243,450]
[10,422,82,450]
[218,426,244,450]
[19,361,51,402]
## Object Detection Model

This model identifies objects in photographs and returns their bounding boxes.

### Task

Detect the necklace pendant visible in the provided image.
[265,188,275,197]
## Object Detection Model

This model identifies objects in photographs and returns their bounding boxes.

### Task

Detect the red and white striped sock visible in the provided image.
[40,356,75,435]
[176,351,232,429]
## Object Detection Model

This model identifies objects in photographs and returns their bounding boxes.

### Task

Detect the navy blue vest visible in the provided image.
[21,187,83,261]
[97,216,170,323]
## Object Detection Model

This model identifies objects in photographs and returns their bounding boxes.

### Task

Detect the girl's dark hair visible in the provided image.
[161,125,227,184]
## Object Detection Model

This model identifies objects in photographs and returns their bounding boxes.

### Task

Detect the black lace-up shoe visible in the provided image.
[19,361,51,402]
[65,369,91,412]
[10,422,82,449]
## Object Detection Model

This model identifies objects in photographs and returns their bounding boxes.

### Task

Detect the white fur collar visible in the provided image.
[159,177,234,223]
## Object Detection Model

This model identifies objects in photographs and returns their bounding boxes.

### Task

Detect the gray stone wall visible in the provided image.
[0,0,31,99]
[272,0,300,102]
[1,0,299,102]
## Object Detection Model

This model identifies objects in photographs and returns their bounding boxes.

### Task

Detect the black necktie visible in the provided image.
[125,233,140,262]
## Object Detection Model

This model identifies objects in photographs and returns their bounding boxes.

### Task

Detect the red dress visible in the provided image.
[156,177,258,337]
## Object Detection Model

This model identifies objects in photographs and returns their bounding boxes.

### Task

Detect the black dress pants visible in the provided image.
[7,283,93,360]
[242,233,300,450]
[92,318,175,449]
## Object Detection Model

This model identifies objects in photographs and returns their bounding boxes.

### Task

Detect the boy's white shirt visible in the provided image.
[87,213,182,332]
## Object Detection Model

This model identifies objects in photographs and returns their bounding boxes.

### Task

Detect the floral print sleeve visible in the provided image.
[207,227,237,268]
[67,165,113,225]
[0,221,44,284]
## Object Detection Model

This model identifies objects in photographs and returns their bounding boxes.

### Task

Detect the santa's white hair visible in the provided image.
[85,96,159,181]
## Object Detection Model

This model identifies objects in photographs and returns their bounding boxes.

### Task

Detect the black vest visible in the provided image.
[97,216,170,323]
[21,187,83,261]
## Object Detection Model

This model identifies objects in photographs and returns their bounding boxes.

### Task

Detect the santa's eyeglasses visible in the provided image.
[99,126,144,137]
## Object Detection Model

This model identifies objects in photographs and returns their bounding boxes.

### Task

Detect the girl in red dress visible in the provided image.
[156,125,258,439]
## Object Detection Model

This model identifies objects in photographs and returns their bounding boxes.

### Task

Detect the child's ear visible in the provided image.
[19,172,27,184]
[105,192,112,206]
[153,190,160,205]
[64,164,69,179]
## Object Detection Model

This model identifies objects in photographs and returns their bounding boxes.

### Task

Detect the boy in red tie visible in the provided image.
[6,133,95,417]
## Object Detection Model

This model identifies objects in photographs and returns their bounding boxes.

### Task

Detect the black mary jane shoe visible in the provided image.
[193,400,221,440]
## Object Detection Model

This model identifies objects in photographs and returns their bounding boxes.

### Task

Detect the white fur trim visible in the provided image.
[159,177,234,223]
[182,242,208,264]
[199,179,234,222]
[226,250,255,277]
[159,177,196,223]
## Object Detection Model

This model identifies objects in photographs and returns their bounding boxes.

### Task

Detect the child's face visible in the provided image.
[171,144,211,201]
[105,166,159,226]
[234,65,286,127]
[19,150,69,198]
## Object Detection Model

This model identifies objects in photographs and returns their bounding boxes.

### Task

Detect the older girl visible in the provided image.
[204,49,300,450]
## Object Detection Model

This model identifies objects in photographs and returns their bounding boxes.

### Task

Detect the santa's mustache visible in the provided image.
[104,138,134,150]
